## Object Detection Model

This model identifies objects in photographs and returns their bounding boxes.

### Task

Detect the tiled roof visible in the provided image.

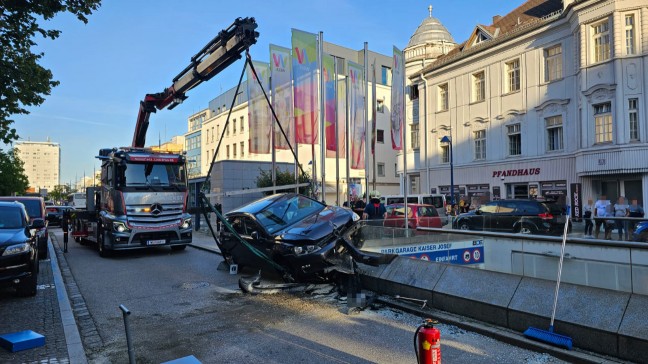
[419,0,564,75]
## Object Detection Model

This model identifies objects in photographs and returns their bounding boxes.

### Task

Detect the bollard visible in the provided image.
[119,304,135,364]
[63,231,68,253]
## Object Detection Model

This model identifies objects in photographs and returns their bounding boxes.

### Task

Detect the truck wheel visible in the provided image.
[171,245,187,251]
[98,231,110,258]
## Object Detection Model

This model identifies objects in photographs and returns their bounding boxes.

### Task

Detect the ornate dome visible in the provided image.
[406,6,455,48]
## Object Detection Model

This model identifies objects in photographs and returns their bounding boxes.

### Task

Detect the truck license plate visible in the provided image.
[147,239,166,246]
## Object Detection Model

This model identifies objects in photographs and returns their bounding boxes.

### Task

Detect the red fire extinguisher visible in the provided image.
[414,319,441,364]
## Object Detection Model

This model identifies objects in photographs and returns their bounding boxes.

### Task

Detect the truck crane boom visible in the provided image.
[132,17,259,148]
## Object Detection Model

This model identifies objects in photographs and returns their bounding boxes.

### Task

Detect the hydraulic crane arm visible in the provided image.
[132,17,259,148]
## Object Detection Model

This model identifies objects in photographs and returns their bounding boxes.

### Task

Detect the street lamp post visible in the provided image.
[441,136,454,210]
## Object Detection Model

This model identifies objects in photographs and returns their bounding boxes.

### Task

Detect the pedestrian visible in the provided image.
[354,194,366,215]
[613,197,629,240]
[628,198,645,237]
[593,195,611,240]
[362,190,386,225]
[583,197,594,238]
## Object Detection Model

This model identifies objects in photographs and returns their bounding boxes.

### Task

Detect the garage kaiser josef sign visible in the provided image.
[369,240,484,265]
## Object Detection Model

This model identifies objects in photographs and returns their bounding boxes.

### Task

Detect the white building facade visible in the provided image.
[409,0,648,213]
[14,140,61,193]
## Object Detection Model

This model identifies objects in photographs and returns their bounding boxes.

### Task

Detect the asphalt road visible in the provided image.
[52,228,566,363]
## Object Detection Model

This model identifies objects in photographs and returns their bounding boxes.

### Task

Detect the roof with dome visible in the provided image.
[406,5,455,48]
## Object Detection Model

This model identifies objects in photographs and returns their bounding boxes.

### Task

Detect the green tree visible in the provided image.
[0,149,29,195]
[1,0,102,143]
[49,184,71,204]
[255,167,311,196]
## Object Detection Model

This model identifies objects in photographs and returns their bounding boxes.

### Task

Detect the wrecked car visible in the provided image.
[218,193,395,284]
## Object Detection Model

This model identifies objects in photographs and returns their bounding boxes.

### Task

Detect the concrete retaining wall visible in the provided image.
[359,256,647,362]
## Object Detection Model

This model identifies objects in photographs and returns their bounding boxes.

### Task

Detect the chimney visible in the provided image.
[492,15,501,24]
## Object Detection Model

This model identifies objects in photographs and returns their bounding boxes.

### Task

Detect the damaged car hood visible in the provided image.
[275,206,353,244]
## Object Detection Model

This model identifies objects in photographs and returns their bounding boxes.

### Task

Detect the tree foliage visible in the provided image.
[0,0,102,143]
[0,149,29,195]
[49,184,72,203]
[255,167,311,196]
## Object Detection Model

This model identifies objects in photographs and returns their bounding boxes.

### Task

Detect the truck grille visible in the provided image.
[126,203,184,226]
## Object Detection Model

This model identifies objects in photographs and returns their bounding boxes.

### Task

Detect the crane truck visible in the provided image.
[70,18,259,256]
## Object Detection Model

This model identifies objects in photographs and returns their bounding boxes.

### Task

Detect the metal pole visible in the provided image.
[402,55,408,230]
[364,42,369,197]
[119,305,135,364]
[345,76,351,203]
[319,31,326,203]
[450,138,455,208]
[270,75,276,194]
[334,57,340,206]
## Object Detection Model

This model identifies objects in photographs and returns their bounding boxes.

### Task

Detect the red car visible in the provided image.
[383,204,443,229]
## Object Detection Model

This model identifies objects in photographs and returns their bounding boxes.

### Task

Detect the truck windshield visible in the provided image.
[123,163,186,187]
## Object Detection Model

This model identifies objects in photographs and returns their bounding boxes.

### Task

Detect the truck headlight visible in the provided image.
[181,218,192,229]
[113,221,130,233]
[3,243,31,256]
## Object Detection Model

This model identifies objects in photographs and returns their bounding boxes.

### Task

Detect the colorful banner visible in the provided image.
[291,29,319,145]
[391,46,404,150]
[323,54,336,156]
[371,59,377,155]
[247,61,271,154]
[270,45,293,150]
[348,61,365,170]
[336,77,346,158]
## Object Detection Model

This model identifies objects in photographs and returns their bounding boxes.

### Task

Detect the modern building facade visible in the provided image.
[14,140,60,193]
[408,0,648,213]
[185,41,401,207]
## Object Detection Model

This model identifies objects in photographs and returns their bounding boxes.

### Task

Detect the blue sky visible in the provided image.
[11,0,521,185]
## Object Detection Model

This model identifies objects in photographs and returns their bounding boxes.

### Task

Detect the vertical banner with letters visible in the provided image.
[570,183,582,220]
[336,77,346,158]
[323,54,337,157]
[270,45,293,150]
[246,61,271,154]
[291,29,319,144]
[348,61,365,170]
[390,46,404,150]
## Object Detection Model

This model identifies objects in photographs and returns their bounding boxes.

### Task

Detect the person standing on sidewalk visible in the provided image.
[628,198,645,237]
[362,190,386,225]
[614,197,630,240]
[593,195,610,239]
[583,198,594,238]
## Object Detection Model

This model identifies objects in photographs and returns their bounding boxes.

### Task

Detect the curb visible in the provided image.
[48,236,88,364]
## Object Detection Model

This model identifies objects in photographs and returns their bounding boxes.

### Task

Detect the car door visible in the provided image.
[494,200,518,232]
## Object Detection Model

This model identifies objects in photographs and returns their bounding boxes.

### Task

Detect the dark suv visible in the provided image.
[0,197,48,259]
[0,201,42,296]
[452,199,565,235]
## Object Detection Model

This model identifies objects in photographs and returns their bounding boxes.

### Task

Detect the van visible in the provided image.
[381,194,448,225]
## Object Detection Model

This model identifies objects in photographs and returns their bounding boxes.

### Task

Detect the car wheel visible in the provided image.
[98,230,110,258]
[458,221,470,231]
[171,245,187,251]
[517,225,535,234]
[38,238,48,260]
[16,266,37,297]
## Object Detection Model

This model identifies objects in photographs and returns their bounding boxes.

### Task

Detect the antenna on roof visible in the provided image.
[428,5,433,17]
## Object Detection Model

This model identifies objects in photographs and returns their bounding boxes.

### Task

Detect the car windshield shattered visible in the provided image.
[255,195,325,234]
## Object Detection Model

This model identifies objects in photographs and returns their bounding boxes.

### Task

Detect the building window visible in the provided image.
[233,119,237,134]
[226,123,230,136]
[211,127,215,143]
[545,45,562,82]
[377,99,384,113]
[472,72,485,102]
[381,66,392,86]
[395,163,398,177]
[241,116,245,132]
[377,163,385,177]
[546,116,564,151]
[377,129,384,143]
[506,59,520,92]
[410,123,420,150]
[625,15,635,55]
[226,145,230,159]
[592,21,610,63]
[629,98,639,141]
[240,141,245,157]
[474,32,488,45]
[216,125,220,140]
[440,144,449,164]
[507,123,521,156]
[438,84,448,111]
[233,143,237,158]
[474,130,486,160]
[594,102,612,143]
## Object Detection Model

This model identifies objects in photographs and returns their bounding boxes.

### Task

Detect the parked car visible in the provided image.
[0,201,42,296]
[384,203,443,229]
[46,206,75,226]
[0,196,48,259]
[632,220,648,242]
[220,193,395,283]
[452,199,565,235]
[381,194,449,225]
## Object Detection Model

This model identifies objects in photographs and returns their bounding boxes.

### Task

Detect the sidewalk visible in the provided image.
[0,235,86,363]
[189,229,222,254]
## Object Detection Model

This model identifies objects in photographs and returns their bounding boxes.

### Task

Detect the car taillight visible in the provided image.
[538,212,554,220]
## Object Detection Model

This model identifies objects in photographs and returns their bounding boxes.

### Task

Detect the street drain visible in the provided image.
[179,282,210,290]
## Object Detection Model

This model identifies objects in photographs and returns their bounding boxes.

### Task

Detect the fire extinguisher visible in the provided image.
[414,319,441,364]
